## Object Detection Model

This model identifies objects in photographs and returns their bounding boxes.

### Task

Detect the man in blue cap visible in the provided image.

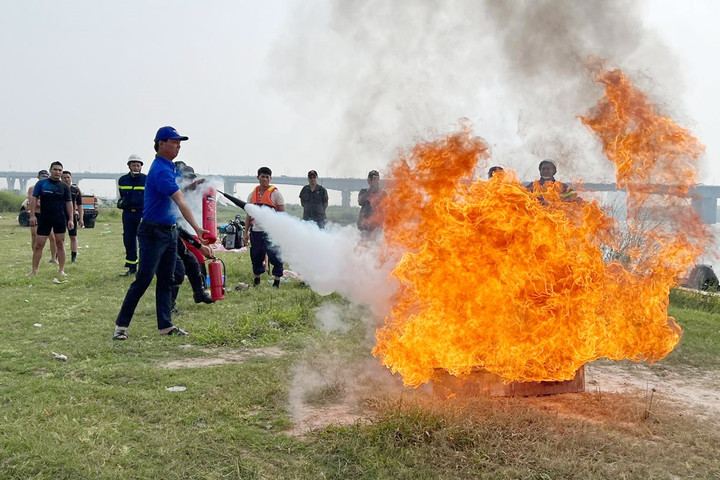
[113,126,208,340]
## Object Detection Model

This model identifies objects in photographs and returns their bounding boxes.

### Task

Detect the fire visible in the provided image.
[372,68,707,386]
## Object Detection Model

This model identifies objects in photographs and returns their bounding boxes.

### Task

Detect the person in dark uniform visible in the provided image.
[171,163,214,308]
[113,126,207,340]
[117,154,147,275]
[525,159,577,204]
[357,170,387,236]
[172,227,215,313]
[61,171,83,262]
[28,162,74,276]
[299,169,329,228]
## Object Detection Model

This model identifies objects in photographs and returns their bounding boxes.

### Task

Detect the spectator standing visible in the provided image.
[113,126,207,340]
[61,171,83,262]
[299,169,328,228]
[117,154,147,276]
[357,170,387,234]
[488,166,504,178]
[242,167,286,288]
[28,162,73,276]
[28,170,57,263]
[525,159,577,204]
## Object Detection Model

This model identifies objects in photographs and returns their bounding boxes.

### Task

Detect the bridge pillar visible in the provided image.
[19,179,28,193]
[224,180,234,196]
[341,189,351,207]
[692,196,717,224]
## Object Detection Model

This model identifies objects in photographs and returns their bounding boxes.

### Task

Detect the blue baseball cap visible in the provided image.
[154,126,189,142]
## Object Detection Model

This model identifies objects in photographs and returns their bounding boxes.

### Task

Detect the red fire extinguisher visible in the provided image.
[208,258,225,301]
[202,186,218,244]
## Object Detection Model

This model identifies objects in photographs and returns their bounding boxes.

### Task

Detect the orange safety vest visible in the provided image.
[249,185,278,228]
[250,185,278,208]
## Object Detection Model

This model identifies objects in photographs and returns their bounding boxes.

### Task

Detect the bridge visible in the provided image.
[2,171,719,223]
[1,171,369,207]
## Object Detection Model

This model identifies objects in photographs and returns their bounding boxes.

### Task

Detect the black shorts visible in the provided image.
[67,214,78,237]
[37,213,67,236]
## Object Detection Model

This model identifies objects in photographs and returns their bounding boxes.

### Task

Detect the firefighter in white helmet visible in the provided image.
[117,155,146,276]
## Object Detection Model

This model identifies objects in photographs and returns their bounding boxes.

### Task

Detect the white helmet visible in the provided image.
[127,154,143,166]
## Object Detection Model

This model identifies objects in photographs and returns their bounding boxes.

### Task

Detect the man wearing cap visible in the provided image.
[28,162,73,276]
[299,170,329,228]
[357,170,387,234]
[242,167,286,288]
[28,169,58,263]
[525,159,577,204]
[117,154,146,275]
[113,126,208,340]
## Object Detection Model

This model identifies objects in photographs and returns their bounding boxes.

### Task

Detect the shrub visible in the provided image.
[0,191,25,212]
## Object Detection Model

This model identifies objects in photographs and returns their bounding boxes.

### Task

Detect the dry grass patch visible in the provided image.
[157,345,285,369]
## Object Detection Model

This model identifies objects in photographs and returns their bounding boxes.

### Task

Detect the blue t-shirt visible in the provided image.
[142,156,180,225]
[33,178,71,218]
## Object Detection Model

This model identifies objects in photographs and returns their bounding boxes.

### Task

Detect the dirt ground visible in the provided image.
[155,347,720,433]
[585,362,720,422]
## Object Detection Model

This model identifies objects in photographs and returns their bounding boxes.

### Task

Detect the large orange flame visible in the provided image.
[372,68,707,386]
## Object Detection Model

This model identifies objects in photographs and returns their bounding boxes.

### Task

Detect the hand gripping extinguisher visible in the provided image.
[202,186,218,244]
[208,258,225,301]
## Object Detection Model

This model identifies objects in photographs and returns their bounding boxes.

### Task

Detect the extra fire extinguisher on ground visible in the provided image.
[202,186,218,244]
[208,258,225,301]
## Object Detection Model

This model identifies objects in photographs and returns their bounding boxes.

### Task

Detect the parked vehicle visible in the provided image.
[681,264,719,292]
[81,195,99,228]
[18,199,30,227]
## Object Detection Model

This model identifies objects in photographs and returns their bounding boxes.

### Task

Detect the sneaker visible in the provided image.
[193,290,214,304]
[161,326,188,336]
[119,270,136,277]
[253,277,261,286]
[58,271,68,277]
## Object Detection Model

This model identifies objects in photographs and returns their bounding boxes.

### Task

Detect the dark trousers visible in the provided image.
[249,230,283,277]
[116,221,178,330]
[171,238,206,303]
[122,210,142,270]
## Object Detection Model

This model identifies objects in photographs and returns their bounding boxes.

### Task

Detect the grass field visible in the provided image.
[0,212,719,479]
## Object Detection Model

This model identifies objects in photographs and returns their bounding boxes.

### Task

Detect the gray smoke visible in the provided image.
[268,0,683,182]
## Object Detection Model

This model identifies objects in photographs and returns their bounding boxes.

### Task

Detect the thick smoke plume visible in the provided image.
[269,0,681,181]
[244,204,398,316]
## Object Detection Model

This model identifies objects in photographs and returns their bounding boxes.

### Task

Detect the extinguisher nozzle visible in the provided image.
[218,191,247,210]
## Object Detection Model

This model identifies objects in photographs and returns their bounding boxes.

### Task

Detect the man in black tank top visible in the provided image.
[62,171,84,263]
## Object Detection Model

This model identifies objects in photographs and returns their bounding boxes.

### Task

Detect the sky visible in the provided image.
[1,0,718,199]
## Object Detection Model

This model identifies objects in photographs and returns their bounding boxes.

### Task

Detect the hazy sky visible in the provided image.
[1,0,718,186]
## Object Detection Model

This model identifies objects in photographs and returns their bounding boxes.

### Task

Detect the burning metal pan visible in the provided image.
[432,366,585,398]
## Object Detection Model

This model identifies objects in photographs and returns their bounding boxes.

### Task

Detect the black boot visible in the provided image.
[193,290,214,304]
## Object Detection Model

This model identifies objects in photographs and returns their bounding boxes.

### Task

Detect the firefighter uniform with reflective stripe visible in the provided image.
[118,172,147,271]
